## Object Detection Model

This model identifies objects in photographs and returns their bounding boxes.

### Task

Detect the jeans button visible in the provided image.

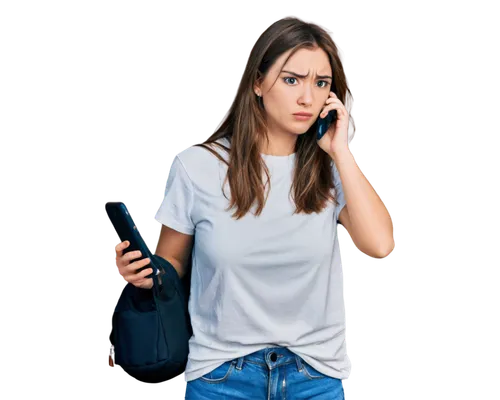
[270,352,278,362]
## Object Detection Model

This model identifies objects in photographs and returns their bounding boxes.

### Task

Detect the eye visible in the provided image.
[283,77,331,88]
[283,77,297,85]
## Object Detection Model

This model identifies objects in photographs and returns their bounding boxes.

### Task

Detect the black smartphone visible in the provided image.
[105,202,157,278]
[316,85,338,141]
[316,109,337,141]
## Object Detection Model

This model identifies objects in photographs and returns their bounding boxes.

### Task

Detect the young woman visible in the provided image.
[116,16,394,400]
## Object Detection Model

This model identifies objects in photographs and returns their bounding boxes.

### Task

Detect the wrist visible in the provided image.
[329,147,351,163]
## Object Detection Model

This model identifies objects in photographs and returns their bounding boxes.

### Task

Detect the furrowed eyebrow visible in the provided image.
[281,70,332,80]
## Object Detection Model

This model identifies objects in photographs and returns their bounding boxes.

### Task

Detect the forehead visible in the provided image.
[274,47,331,75]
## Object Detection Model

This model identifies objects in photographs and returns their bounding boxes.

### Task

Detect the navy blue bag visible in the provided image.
[108,253,193,383]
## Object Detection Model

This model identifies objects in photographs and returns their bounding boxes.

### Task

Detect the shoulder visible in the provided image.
[177,137,229,166]
[175,137,230,188]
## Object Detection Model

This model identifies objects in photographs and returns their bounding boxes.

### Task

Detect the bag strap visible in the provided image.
[150,253,183,297]
[150,256,163,298]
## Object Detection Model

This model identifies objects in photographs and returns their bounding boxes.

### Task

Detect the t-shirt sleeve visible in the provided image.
[154,156,195,235]
[332,161,346,223]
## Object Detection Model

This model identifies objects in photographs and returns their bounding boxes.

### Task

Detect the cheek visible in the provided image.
[264,98,281,117]
[267,94,289,115]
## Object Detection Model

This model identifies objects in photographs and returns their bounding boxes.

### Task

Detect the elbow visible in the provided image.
[154,253,185,279]
[359,240,396,260]
[374,239,396,260]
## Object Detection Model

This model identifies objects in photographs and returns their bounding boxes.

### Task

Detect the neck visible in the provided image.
[260,123,297,156]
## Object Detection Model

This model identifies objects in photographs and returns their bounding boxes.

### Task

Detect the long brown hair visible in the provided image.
[193,17,355,220]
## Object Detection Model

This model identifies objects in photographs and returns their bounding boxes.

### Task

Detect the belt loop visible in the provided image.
[235,356,245,371]
[295,355,304,372]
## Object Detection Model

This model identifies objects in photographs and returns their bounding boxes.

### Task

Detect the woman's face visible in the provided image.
[254,47,333,136]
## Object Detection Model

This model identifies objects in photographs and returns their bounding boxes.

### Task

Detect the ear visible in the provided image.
[253,84,261,96]
[253,76,263,96]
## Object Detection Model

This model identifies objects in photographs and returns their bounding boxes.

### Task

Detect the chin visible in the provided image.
[290,124,314,135]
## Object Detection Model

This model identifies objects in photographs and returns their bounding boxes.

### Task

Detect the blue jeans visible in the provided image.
[185,346,345,399]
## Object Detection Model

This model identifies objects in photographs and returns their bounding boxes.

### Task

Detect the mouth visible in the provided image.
[293,112,313,120]
[293,112,312,117]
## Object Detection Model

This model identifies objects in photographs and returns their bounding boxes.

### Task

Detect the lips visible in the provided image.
[293,112,313,116]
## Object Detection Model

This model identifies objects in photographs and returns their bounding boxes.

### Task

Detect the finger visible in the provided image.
[115,240,130,251]
[320,104,338,118]
[124,250,143,263]
[123,259,149,281]
[325,97,341,105]
[138,268,154,279]
[115,240,129,256]
[319,102,345,118]
[127,257,151,274]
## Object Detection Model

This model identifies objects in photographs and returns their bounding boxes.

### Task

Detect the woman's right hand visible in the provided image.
[115,240,154,289]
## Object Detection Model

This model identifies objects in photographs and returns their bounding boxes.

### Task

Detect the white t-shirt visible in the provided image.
[154,137,350,382]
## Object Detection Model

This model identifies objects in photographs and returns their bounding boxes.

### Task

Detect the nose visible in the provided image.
[298,86,314,106]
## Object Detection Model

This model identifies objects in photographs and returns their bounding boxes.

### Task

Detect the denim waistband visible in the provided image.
[232,346,307,373]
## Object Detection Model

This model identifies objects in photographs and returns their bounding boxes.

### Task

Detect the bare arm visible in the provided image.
[154,224,194,279]
[333,149,395,258]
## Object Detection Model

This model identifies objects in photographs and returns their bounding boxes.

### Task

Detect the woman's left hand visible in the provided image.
[316,91,349,157]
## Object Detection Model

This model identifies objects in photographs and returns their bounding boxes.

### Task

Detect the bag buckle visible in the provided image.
[106,344,115,368]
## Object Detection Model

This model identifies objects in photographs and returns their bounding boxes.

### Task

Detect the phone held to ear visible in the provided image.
[316,85,339,141]
[316,109,337,141]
